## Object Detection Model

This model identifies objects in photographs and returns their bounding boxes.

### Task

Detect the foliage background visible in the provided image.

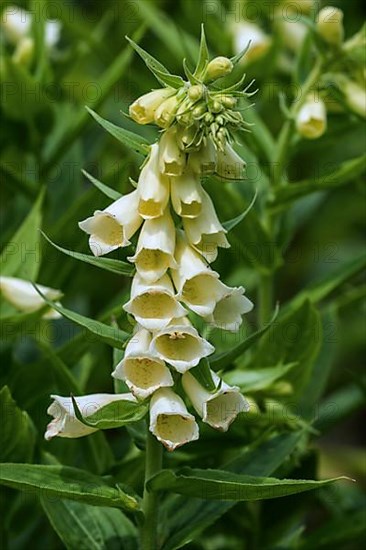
[0,0,365,549]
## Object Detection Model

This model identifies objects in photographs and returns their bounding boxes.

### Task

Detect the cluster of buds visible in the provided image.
[45,33,254,451]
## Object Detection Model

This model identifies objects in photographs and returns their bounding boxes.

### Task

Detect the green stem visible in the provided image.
[141,425,163,550]
[258,273,273,326]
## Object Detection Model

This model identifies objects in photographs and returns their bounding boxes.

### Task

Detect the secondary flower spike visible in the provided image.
[49,29,254,451]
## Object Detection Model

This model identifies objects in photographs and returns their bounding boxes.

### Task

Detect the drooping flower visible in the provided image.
[171,234,227,316]
[316,6,344,46]
[123,273,187,331]
[45,393,136,440]
[112,328,173,399]
[154,94,180,128]
[150,317,215,373]
[205,286,253,332]
[216,142,246,180]
[129,88,175,125]
[296,95,327,139]
[182,370,249,431]
[149,388,199,451]
[0,276,62,319]
[171,169,203,218]
[188,138,217,174]
[183,189,230,262]
[79,190,142,256]
[128,209,177,283]
[137,143,170,219]
[232,21,271,64]
[159,128,186,176]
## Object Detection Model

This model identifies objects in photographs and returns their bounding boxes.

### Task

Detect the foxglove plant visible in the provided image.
[45,29,255,547]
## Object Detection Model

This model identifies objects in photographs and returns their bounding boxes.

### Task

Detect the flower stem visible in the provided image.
[141,424,163,550]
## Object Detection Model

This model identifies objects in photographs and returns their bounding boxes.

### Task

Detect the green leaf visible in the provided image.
[149,67,185,89]
[222,190,258,232]
[87,107,150,156]
[0,387,36,463]
[194,24,209,78]
[190,358,216,392]
[71,396,148,430]
[126,35,171,75]
[210,306,279,371]
[41,232,134,277]
[34,287,129,349]
[82,170,122,201]
[159,432,303,550]
[0,189,44,280]
[149,468,346,500]
[42,498,138,550]
[0,464,140,512]
[230,40,251,66]
[224,363,297,393]
[271,155,366,211]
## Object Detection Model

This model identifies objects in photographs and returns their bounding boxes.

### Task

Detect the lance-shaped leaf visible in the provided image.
[193,24,209,78]
[0,189,44,280]
[148,468,347,500]
[189,358,216,392]
[224,363,297,393]
[210,306,279,371]
[230,40,252,66]
[87,107,150,156]
[0,464,140,512]
[41,232,134,277]
[72,395,148,430]
[33,285,129,349]
[223,190,258,232]
[82,169,122,201]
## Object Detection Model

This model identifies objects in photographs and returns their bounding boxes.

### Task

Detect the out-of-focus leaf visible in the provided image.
[0,464,140,512]
[0,190,44,280]
[42,498,138,550]
[87,107,150,156]
[224,363,297,393]
[315,384,365,432]
[41,232,134,277]
[0,386,36,463]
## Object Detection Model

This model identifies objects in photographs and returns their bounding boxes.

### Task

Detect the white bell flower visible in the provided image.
[45,393,136,440]
[183,189,230,262]
[150,317,215,373]
[0,276,62,319]
[205,286,254,332]
[171,235,227,316]
[159,128,186,176]
[182,370,249,431]
[232,21,271,64]
[123,273,187,331]
[296,96,327,140]
[149,388,199,451]
[216,142,246,180]
[188,138,217,175]
[79,190,142,256]
[1,5,60,48]
[128,209,177,283]
[171,169,203,218]
[137,143,170,219]
[112,328,173,400]
[129,88,175,125]
[154,94,180,128]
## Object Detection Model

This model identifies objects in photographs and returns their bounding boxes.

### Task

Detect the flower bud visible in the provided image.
[129,88,175,125]
[205,56,233,81]
[188,84,205,101]
[316,7,344,46]
[159,128,186,176]
[154,94,180,128]
[149,388,199,451]
[12,36,34,66]
[336,76,366,118]
[192,102,207,119]
[220,95,237,109]
[0,277,62,319]
[296,95,327,139]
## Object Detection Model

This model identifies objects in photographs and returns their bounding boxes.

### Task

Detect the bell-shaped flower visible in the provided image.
[0,276,62,319]
[128,209,177,283]
[137,143,170,219]
[183,189,230,262]
[149,388,199,451]
[45,393,136,440]
[182,370,249,431]
[316,6,344,46]
[216,142,246,180]
[232,21,271,64]
[129,88,175,125]
[171,235,227,316]
[159,128,186,176]
[205,286,253,332]
[150,317,215,373]
[123,273,187,331]
[171,170,203,218]
[188,138,217,175]
[79,190,142,256]
[154,94,180,128]
[296,95,327,140]
[112,328,173,400]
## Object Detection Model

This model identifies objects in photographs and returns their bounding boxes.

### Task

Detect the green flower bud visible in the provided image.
[204,112,214,124]
[205,56,233,81]
[154,94,180,128]
[221,95,237,109]
[192,103,207,119]
[316,6,344,46]
[188,84,205,101]
[210,100,223,113]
